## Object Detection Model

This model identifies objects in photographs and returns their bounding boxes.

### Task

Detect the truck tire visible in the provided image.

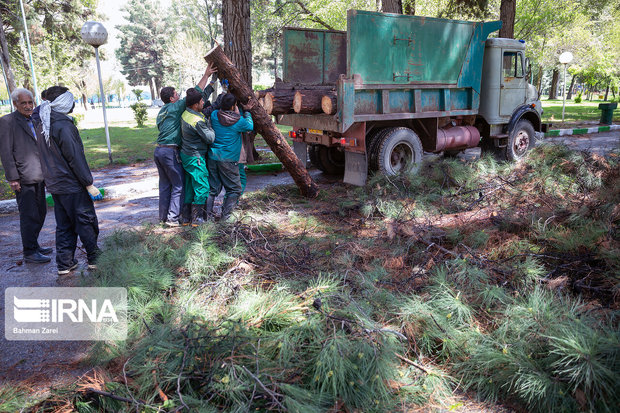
[308,144,322,170]
[368,128,392,171]
[317,146,345,175]
[377,127,423,175]
[504,120,535,161]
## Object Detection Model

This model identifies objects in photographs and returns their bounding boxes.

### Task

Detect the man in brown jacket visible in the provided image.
[0,88,51,263]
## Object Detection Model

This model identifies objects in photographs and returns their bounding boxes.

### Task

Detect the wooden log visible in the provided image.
[264,90,296,115]
[292,90,327,114]
[204,45,318,198]
[255,88,273,99]
[322,94,337,115]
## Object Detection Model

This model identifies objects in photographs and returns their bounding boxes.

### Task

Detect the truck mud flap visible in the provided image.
[293,141,308,168]
[343,151,368,186]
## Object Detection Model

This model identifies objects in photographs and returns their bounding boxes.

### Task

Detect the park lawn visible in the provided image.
[541,98,619,125]
[0,121,158,200]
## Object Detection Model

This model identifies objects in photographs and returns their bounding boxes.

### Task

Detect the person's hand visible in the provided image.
[206,62,218,77]
[9,180,21,192]
[240,100,255,111]
[233,104,239,114]
[86,185,103,201]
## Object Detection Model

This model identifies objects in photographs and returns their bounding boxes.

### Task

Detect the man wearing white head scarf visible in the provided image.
[37,86,101,276]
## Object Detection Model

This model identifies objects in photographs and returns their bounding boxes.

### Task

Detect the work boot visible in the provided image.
[191,204,205,227]
[205,197,215,221]
[220,195,239,222]
[181,203,192,226]
[24,251,51,264]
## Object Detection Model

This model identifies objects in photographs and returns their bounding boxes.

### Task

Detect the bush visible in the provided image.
[72,113,84,128]
[130,102,148,127]
[574,91,583,103]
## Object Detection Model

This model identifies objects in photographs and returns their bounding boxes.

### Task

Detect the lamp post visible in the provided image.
[81,21,113,163]
[559,52,574,123]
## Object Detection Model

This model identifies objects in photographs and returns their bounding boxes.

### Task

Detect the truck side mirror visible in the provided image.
[525,58,532,81]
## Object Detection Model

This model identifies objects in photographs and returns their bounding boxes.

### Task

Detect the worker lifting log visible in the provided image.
[204,45,319,198]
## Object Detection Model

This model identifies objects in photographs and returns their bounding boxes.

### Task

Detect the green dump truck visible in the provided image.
[271,10,545,185]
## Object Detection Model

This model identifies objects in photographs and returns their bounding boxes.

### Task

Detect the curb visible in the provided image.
[545,124,619,137]
[0,177,158,215]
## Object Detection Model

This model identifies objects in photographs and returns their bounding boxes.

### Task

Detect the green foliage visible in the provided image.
[574,91,583,103]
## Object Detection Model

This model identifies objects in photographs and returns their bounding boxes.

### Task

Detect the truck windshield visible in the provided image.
[502,52,524,80]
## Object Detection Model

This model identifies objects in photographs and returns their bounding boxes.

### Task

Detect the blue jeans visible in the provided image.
[154,146,184,222]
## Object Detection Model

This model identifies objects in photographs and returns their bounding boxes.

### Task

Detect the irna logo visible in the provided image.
[13,296,119,323]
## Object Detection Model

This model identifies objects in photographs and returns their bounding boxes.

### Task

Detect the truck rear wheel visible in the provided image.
[376,127,423,175]
[308,144,321,169]
[368,128,392,171]
[504,120,535,161]
[316,146,345,175]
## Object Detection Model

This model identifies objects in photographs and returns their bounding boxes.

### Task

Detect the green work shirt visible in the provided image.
[180,108,215,157]
[156,86,203,146]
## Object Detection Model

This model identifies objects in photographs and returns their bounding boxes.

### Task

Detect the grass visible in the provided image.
[541,98,620,125]
[15,143,619,412]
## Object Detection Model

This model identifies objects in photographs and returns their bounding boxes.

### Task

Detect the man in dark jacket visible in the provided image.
[0,88,51,263]
[37,86,102,276]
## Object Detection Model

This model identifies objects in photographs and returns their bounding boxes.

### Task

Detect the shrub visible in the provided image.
[574,91,582,103]
[130,88,148,127]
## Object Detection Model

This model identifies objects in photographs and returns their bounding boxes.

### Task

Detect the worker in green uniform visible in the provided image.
[154,63,216,227]
[180,89,215,226]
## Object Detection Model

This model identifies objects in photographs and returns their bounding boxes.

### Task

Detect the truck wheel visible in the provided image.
[505,120,535,161]
[308,145,322,170]
[368,128,392,171]
[377,127,423,175]
[317,146,345,175]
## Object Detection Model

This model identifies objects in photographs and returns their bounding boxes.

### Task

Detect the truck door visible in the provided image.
[499,51,526,117]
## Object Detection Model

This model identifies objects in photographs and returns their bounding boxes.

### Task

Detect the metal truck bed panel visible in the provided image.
[283,28,346,85]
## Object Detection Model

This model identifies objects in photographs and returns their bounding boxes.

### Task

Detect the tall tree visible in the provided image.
[222,0,252,87]
[0,0,96,94]
[380,0,403,13]
[499,0,516,38]
[116,0,169,98]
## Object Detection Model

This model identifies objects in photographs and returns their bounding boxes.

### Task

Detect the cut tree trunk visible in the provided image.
[205,45,318,198]
[293,90,336,114]
[322,94,337,115]
[255,88,273,99]
[264,90,296,115]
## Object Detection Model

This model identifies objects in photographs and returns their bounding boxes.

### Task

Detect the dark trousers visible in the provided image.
[154,146,184,222]
[15,182,47,255]
[52,190,100,270]
[207,158,243,200]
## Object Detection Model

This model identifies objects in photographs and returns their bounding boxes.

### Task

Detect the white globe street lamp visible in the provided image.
[81,21,113,163]
[559,52,574,123]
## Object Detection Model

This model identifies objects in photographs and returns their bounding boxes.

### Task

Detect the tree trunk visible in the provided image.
[264,90,296,115]
[205,45,318,198]
[536,65,543,95]
[604,82,610,101]
[293,90,335,114]
[403,0,415,14]
[322,94,337,115]
[222,0,252,87]
[0,22,16,94]
[566,75,576,99]
[548,68,559,100]
[381,0,403,13]
[148,80,155,104]
[81,93,88,111]
[499,0,516,39]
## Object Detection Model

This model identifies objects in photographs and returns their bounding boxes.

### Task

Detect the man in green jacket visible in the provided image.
[207,93,253,221]
[180,89,215,226]
[155,63,216,227]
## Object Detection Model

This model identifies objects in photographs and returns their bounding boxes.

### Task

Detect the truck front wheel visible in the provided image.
[504,120,535,161]
[377,127,423,175]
